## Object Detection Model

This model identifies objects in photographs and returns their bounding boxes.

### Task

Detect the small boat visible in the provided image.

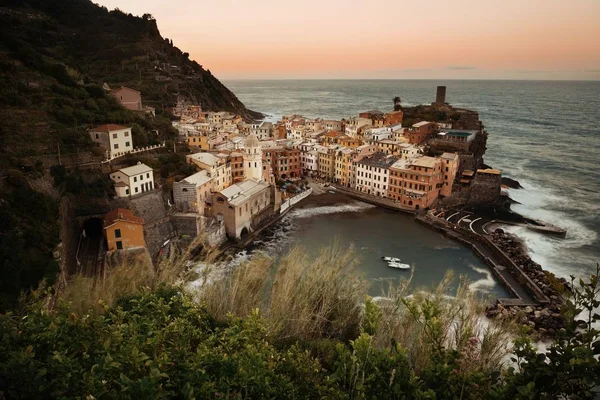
[382,256,401,262]
[388,261,410,270]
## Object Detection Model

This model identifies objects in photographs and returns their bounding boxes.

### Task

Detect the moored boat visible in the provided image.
[388,261,410,270]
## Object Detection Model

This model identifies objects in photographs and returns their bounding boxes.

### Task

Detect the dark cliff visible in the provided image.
[0,0,261,163]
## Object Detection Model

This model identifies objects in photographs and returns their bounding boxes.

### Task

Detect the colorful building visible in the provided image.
[388,156,443,210]
[89,124,133,159]
[354,152,399,198]
[103,208,145,251]
[172,170,214,214]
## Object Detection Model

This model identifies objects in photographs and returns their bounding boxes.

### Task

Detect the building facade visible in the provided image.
[388,156,443,210]
[110,163,155,197]
[172,170,214,214]
[89,124,133,159]
[354,152,399,197]
[103,208,145,251]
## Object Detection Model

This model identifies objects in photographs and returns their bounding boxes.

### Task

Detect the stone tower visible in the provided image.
[435,86,446,105]
[243,133,263,181]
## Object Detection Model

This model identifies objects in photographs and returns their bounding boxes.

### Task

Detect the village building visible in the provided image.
[384,110,404,126]
[111,86,142,111]
[388,156,443,210]
[89,124,133,159]
[262,147,301,180]
[109,162,155,197]
[186,152,232,191]
[334,148,355,187]
[365,126,393,142]
[172,170,214,214]
[354,152,399,197]
[243,134,264,181]
[209,179,272,239]
[230,151,245,182]
[398,143,421,158]
[377,139,403,155]
[323,120,344,132]
[403,121,437,145]
[316,144,337,181]
[440,152,460,196]
[103,208,145,251]
[301,149,318,175]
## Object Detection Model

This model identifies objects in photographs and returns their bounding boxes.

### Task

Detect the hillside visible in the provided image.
[0,0,261,166]
[0,0,261,310]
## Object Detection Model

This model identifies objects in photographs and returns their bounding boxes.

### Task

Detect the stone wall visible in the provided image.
[469,173,501,205]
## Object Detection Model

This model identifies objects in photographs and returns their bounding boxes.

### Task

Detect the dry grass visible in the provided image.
[60,236,214,314]
[371,271,514,373]
[198,242,369,341]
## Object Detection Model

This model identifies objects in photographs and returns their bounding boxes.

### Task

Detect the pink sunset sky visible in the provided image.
[96,0,600,80]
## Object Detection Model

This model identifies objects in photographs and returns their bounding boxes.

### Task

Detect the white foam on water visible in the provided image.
[289,201,376,219]
[467,264,497,293]
[502,181,598,279]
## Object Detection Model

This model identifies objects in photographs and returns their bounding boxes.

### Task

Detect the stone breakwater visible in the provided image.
[485,230,569,337]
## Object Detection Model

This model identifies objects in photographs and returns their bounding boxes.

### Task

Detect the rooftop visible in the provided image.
[188,152,223,167]
[477,168,501,175]
[90,124,129,132]
[440,152,459,160]
[412,121,432,128]
[411,156,439,169]
[357,152,399,169]
[118,163,153,177]
[219,179,270,207]
[182,170,213,186]
[104,208,144,228]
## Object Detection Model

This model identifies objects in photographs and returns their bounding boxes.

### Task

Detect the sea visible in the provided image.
[219,80,600,295]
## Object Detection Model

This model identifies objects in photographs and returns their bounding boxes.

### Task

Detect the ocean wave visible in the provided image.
[289,202,376,219]
[467,264,497,293]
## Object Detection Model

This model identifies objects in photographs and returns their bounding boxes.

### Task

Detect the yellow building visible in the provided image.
[334,148,355,187]
[338,137,362,148]
[103,208,145,251]
[317,146,336,181]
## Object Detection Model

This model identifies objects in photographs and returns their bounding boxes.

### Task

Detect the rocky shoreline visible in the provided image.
[485,229,569,337]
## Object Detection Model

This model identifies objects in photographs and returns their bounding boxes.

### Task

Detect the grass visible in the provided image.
[58,240,514,375]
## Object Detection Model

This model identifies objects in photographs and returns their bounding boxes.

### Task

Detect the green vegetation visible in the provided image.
[0,178,59,311]
[1,244,598,398]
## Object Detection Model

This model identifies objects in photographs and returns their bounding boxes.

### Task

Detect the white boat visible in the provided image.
[382,256,401,262]
[388,261,410,270]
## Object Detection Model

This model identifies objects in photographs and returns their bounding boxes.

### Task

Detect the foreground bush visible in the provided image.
[1,245,598,398]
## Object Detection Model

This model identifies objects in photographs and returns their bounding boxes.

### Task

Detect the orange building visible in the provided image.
[384,111,404,125]
[103,208,145,251]
[388,156,443,210]
[403,121,437,145]
[230,151,245,182]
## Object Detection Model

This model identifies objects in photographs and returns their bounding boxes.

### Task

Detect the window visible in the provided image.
[125,132,129,137]
[114,144,119,149]
[116,241,123,250]
[125,189,130,195]
[125,142,130,147]
[95,134,99,139]
[134,176,137,182]
[112,133,118,139]
[135,187,139,193]
[115,229,122,238]
[147,173,150,178]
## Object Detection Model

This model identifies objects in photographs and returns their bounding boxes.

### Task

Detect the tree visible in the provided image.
[497,264,600,399]
[393,96,402,111]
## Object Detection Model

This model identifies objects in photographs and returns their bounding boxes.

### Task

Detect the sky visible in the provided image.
[95,0,600,80]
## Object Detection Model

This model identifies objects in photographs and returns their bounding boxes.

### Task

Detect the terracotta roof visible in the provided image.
[104,208,144,228]
[113,86,140,94]
[90,124,129,132]
[325,131,341,137]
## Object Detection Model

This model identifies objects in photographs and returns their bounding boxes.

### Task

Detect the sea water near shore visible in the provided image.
[225,79,600,282]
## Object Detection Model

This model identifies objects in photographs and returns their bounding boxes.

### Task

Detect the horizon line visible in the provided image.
[221,77,600,82]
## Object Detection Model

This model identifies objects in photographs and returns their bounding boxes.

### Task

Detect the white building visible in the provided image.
[364,127,393,142]
[301,150,318,174]
[243,134,263,181]
[354,152,399,198]
[186,152,232,191]
[89,124,133,159]
[172,170,214,214]
[110,162,155,197]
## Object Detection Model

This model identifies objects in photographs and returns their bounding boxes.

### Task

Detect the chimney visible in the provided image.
[435,86,446,105]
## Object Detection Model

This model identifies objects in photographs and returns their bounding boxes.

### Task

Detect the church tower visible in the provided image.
[243,133,263,181]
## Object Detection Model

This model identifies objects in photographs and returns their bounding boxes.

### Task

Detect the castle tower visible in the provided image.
[435,86,446,105]
[243,133,263,181]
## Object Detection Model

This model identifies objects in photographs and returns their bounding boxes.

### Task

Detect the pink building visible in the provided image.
[111,86,142,111]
